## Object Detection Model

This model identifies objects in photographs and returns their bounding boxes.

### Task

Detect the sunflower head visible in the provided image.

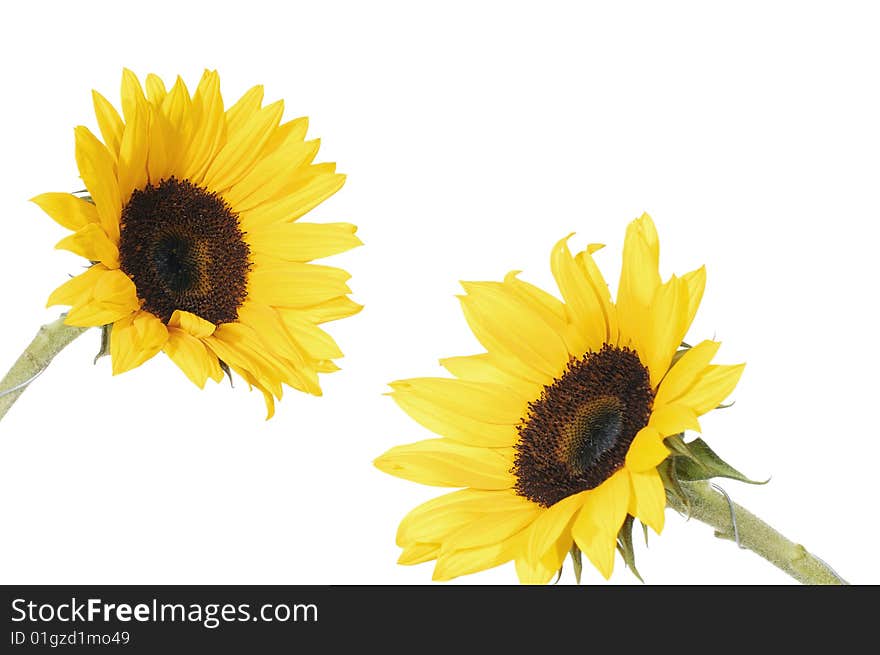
[375,214,744,583]
[33,69,362,418]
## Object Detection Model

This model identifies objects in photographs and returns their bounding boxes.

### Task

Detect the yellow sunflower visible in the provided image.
[375,214,744,583]
[32,69,361,418]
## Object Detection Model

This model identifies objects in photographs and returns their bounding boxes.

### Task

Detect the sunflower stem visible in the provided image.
[0,316,88,424]
[666,480,847,585]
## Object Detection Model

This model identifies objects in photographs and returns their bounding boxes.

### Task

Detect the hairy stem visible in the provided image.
[667,480,847,585]
[0,317,88,424]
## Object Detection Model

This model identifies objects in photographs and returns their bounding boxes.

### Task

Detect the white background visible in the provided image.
[1,1,877,585]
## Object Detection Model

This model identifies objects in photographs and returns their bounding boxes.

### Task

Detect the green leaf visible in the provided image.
[674,438,768,485]
[569,544,583,585]
[616,516,644,583]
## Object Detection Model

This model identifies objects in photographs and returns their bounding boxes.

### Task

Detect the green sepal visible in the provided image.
[665,433,696,460]
[569,543,583,585]
[640,520,649,547]
[616,515,644,583]
[658,457,690,517]
[674,438,768,485]
[219,361,234,387]
[93,324,111,364]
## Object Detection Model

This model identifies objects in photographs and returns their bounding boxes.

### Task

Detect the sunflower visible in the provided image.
[32,69,361,418]
[374,214,744,583]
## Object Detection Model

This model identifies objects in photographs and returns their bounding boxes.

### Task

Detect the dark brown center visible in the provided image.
[512,345,654,507]
[118,177,250,324]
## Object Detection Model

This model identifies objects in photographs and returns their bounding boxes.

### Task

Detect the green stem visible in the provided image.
[0,317,88,424]
[667,480,846,585]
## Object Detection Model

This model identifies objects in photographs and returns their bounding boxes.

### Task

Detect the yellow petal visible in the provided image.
[643,275,689,388]
[629,468,665,534]
[238,173,346,230]
[570,470,630,579]
[226,139,321,210]
[387,377,526,447]
[263,116,309,155]
[204,100,284,191]
[247,222,362,262]
[219,359,277,419]
[397,489,537,552]
[682,265,706,336]
[291,297,363,324]
[206,322,320,398]
[458,284,566,383]
[181,70,226,183]
[31,193,99,232]
[46,264,108,307]
[550,235,607,353]
[616,213,661,350]
[294,161,336,180]
[168,309,216,338]
[74,126,121,243]
[275,309,344,361]
[120,68,147,124]
[539,525,574,573]
[526,489,590,566]
[388,387,519,447]
[398,543,440,565]
[515,555,559,585]
[236,301,308,368]
[502,270,585,357]
[313,359,340,373]
[575,245,618,344]
[117,97,149,204]
[146,103,171,185]
[91,90,124,162]
[441,500,540,552]
[219,322,303,390]
[676,364,746,415]
[390,378,527,426]
[50,266,139,328]
[396,488,527,546]
[248,378,277,419]
[145,73,167,105]
[163,327,220,388]
[438,352,537,399]
[159,76,194,175]
[373,439,515,490]
[649,403,701,436]
[55,223,119,268]
[247,262,352,308]
[204,328,279,392]
[654,340,721,408]
[432,536,519,581]
[225,85,264,136]
[624,425,669,472]
[110,311,169,375]
[504,271,566,324]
